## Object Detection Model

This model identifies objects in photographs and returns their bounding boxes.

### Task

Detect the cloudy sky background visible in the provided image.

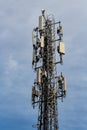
[0,0,87,130]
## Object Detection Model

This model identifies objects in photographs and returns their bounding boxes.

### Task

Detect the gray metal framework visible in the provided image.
[32,10,66,130]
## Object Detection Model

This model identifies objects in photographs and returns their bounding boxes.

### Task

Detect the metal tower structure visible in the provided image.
[32,10,66,130]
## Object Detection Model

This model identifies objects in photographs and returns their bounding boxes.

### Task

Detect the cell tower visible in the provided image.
[32,10,66,130]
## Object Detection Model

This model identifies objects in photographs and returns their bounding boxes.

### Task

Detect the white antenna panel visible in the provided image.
[41,36,44,47]
[59,42,65,54]
[32,31,35,45]
[64,77,66,91]
[37,68,42,84]
[39,16,44,30]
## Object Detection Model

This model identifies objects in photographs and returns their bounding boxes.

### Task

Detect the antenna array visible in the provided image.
[32,10,66,130]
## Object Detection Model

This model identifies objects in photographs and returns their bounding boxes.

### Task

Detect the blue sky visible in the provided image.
[0,0,87,130]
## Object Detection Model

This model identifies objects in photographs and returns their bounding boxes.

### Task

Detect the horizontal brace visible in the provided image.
[32,94,63,105]
[34,66,42,70]
[44,21,61,27]
[55,61,61,64]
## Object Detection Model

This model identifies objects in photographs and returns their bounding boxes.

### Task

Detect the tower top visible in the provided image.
[41,9,45,15]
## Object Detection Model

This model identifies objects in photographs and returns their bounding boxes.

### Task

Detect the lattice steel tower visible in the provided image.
[32,10,66,130]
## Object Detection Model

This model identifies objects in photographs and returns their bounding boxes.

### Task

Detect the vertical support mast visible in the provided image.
[32,10,66,130]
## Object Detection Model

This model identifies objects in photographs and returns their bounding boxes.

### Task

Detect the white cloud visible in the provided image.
[5,55,18,74]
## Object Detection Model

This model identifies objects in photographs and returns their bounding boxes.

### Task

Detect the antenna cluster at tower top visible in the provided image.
[31,10,66,130]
